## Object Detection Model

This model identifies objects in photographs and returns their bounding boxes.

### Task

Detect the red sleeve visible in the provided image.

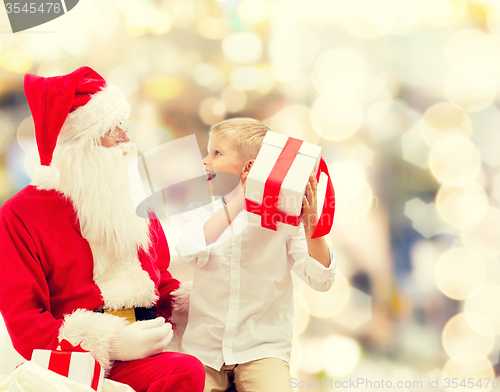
[0,209,62,360]
[149,216,180,321]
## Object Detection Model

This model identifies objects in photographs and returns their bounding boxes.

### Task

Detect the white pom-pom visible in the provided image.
[31,165,60,190]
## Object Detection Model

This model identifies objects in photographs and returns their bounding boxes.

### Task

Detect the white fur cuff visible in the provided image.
[171,280,192,314]
[166,280,192,352]
[58,309,128,372]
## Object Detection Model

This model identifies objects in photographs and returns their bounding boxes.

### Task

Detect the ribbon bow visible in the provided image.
[59,339,87,353]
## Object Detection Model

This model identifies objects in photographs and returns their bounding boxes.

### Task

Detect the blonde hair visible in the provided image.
[210,118,269,161]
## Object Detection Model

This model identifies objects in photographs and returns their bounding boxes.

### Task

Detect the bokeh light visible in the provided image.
[487,5,500,36]
[264,105,321,144]
[22,145,37,179]
[435,182,488,229]
[328,159,373,225]
[37,55,81,78]
[423,0,467,27]
[441,312,494,360]
[193,63,226,91]
[238,0,271,23]
[460,207,500,258]
[464,284,500,334]
[269,24,320,82]
[435,248,486,300]
[446,29,500,78]
[16,117,36,153]
[442,353,495,392]
[321,335,362,378]
[342,0,396,39]
[143,76,183,101]
[312,93,363,141]
[429,134,482,186]
[444,71,496,112]
[419,103,473,148]
[299,338,324,375]
[230,66,261,91]
[312,49,367,95]
[197,16,231,40]
[222,32,263,64]
[198,97,226,125]
[0,50,32,73]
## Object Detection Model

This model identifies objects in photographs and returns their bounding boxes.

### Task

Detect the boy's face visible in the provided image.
[203,133,245,180]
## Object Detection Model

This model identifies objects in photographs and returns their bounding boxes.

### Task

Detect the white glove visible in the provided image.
[109,317,173,361]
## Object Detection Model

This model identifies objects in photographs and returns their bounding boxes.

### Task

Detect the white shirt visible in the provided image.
[176,199,336,371]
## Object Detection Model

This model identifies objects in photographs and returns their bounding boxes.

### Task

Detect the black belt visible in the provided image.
[94,306,157,323]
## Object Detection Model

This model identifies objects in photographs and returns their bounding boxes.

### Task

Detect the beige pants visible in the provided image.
[204,358,292,392]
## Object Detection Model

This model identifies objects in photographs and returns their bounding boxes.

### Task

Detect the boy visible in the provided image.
[177,118,336,392]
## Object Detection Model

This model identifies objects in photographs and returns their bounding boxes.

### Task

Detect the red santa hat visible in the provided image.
[24,66,131,167]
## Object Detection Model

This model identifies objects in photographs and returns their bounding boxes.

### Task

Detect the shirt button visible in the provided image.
[229,317,234,322]
[232,289,238,294]
[232,264,237,269]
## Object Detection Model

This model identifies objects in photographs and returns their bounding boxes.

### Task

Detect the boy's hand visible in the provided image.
[302,172,319,237]
[302,172,331,267]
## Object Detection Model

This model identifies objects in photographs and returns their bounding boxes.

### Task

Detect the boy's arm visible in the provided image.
[203,182,245,245]
[287,172,335,292]
[302,172,330,267]
[287,224,336,292]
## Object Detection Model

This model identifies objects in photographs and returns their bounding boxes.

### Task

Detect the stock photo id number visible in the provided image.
[3,0,78,32]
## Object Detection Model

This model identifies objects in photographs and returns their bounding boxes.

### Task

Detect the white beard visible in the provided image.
[45,141,158,310]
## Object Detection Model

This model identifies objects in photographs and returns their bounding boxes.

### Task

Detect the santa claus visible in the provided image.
[0,67,204,391]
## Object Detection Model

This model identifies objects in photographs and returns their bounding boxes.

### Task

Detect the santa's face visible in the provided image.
[100,125,131,148]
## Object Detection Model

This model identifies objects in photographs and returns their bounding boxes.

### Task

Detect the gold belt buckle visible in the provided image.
[104,308,136,324]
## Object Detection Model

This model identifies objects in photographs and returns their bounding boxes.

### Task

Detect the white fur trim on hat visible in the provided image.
[58,84,131,145]
[58,309,128,372]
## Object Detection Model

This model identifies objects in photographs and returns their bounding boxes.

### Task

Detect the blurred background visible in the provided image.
[1,0,500,390]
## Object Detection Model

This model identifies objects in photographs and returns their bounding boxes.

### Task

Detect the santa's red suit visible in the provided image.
[0,67,205,392]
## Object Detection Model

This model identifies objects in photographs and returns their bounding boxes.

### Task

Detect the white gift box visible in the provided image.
[245,131,322,236]
[31,348,105,391]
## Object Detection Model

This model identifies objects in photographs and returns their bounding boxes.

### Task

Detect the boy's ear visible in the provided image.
[241,159,254,180]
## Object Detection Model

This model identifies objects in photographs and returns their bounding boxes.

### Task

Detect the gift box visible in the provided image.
[31,340,104,391]
[245,131,335,238]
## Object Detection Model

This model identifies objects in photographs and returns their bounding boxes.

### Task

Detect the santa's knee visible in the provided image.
[167,352,205,390]
[181,353,205,382]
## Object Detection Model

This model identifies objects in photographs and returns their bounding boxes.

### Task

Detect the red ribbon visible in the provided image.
[261,137,303,230]
[47,351,71,382]
[311,157,335,239]
[47,339,102,391]
[245,138,335,238]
